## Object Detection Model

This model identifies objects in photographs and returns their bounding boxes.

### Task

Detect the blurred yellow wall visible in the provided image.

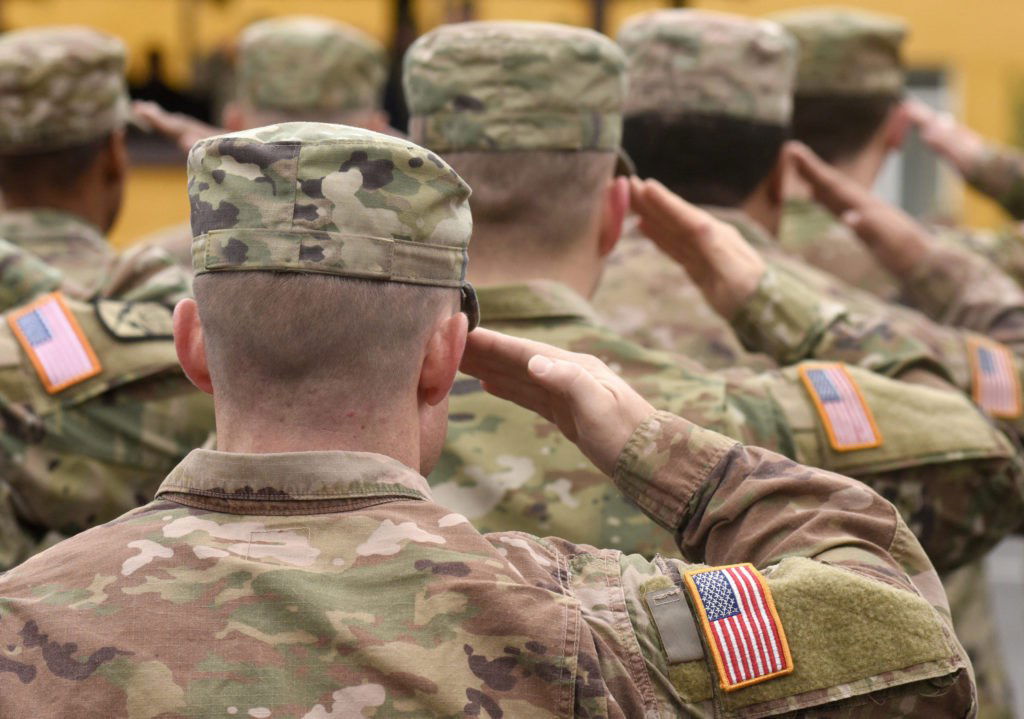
[5,0,1023,244]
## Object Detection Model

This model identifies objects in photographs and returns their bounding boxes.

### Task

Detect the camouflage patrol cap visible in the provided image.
[188,123,478,326]
[404,21,627,154]
[237,16,387,113]
[0,26,131,154]
[770,7,907,96]
[620,9,797,126]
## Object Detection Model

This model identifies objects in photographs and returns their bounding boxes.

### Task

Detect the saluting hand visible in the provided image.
[787,141,933,276]
[904,99,986,177]
[132,101,223,155]
[459,328,656,476]
[628,177,766,320]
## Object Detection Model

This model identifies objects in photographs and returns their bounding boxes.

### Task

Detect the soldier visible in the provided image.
[774,7,1024,304]
[0,121,976,717]
[404,21,1024,571]
[590,10,1019,715]
[0,26,188,304]
[134,15,391,266]
[0,278,213,569]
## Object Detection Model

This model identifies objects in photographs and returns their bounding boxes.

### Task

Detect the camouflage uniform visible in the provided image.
[145,15,389,267]
[595,10,1018,716]
[0,120,977,718]
[967,143,1024,220]
[403,20,1024,571]
[0,27,190,303]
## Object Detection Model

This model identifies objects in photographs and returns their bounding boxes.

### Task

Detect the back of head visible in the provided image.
[403,21,626,257]
[0,25,130,198]
[187,122,474,413]
[235,16,388,126]
[771,7,907,163]
[620,9,795,207]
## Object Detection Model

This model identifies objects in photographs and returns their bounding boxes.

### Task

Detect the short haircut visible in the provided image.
[791,94,899,164]
[623,112,788,207]
[0,133,111,197]
[442,150,616,259]
[194,272,456,413]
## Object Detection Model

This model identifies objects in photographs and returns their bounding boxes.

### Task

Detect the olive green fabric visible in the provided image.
[767,363,1013,476]
[712,557,959,715]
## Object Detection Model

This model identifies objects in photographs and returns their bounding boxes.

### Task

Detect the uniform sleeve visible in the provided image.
[731,266,955,382]
[567,411,974,717]
[967,143,1024,220]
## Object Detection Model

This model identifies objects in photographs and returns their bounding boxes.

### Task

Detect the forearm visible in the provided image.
[731,267,951,381]
[612,411,920,584]
[967,143,1024,220]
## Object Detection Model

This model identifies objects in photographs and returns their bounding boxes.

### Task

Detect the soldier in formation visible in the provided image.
[0,5,1022,718]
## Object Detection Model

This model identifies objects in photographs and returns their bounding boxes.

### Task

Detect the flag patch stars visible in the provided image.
[799,364,882,452]
[968,336,1021,419]
[684,563,793,691]
[8,292,102,394]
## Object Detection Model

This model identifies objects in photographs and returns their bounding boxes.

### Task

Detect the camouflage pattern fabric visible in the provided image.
[440,281,1023,574]
[0,293,214,569]
[0,237,64,311]
[770,7,906,97]
[619,9,796,125]
[237,16,387,115]
[967,143,1024,221]
[0,209,114,296]
[0,209,192,305]
[404,22,626,153]
[0,412,974,716]
[0,26,131,153]
[189,123,472,290]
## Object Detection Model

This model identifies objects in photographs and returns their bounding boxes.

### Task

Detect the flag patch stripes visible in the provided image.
[968,337,1021,419]
[8,292,102,394]
[798,364,882,451]
[683,563,793,691]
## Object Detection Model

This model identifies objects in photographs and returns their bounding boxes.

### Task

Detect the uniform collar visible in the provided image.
[477,281,598,323]
[0,208,107,246]
[156,448,433,513]
[700,206,777,250]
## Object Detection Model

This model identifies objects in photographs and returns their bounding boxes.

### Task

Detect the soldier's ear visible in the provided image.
[173,298,213,395]
[598,175,629,258]
[883,101,913,151]
[418,310,468,407]
[106,129,128,186]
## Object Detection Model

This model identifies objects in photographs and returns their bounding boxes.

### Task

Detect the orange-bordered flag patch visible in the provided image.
[8,292,102,394]
[683,563,793,692]
[967,336,1021,419]
[798,363,882,452]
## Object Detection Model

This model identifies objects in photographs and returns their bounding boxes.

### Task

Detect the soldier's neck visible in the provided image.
[212,402,423,473]
[740,189,782,239]
[467,237,604,299]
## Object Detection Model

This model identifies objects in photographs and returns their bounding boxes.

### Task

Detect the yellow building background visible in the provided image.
[3,0,1022,245]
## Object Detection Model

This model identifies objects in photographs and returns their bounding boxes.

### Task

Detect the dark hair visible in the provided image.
[0,133,111,197]
[622,112,788,207]
[791,94,899,164]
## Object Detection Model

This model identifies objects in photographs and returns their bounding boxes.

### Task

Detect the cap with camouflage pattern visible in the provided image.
[403,21,627,154]
[0,26,131,154]
[237,16,387,114]
[770,7,907,97]
[620,9,797,126]
[188,123,479,326]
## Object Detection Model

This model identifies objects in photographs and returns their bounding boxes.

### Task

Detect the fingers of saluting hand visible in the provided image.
[786,141,871,216]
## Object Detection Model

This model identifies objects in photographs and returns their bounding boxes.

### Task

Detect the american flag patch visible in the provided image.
[798,364,882,452]
[968,337,1021,419]
[8,292,102,394]
[684,564,793,691]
